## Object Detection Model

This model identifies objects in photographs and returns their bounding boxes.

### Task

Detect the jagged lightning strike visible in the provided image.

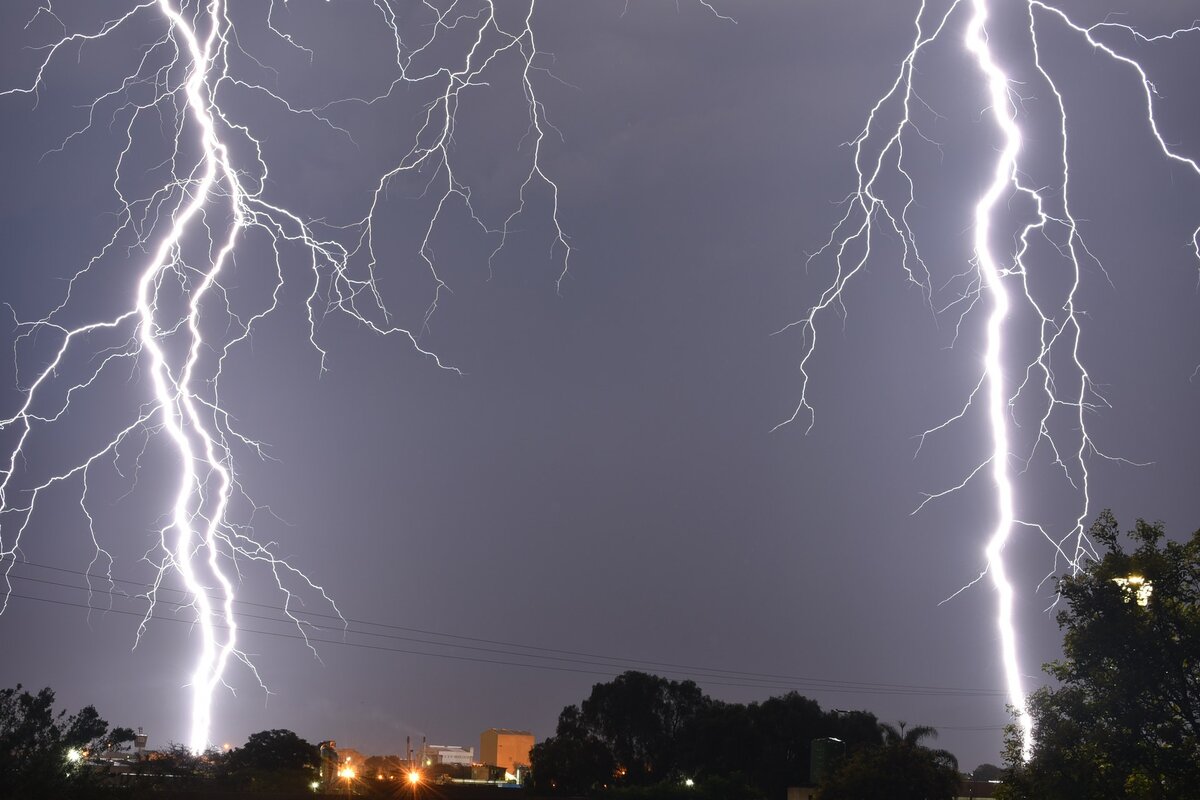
[779,1,1199,759]
[0,0,578,753]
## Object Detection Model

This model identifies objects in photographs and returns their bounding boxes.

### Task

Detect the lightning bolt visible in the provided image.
[9,0,1187,766]
[779,0,1199,760]
[0,0,579,754]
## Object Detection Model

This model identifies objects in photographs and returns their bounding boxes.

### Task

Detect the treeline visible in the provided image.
[0,688,324,799]
[1,684,130,799]
[533,513,1200,800]
[529,671,958,800]
[9,510,1191,799]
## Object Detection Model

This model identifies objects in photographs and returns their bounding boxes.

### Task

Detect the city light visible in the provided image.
[2,0,1193,766]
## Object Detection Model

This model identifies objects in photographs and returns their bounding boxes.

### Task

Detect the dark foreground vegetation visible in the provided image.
[997,512,1200,800]
[529,670,958,800]
[0,702,326,800]
[3,512,1195,800]
[530,513,1199,800]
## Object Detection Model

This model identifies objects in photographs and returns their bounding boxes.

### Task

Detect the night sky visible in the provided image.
[2,0,1198,773]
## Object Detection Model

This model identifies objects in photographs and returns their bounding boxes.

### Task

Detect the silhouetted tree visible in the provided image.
[1000,512,1200,800]
[675,697,756,779]
[531,705,616,794]
[0,684,115,799]
[753,692,827,789]
[581,671,706,783]
[817,721,958,800]
[531,672,882,796]
[971,762,1003,781]
[880,721,958,771]
[225,728,320,791]
[678,695,879,793]
[532,673,706,791]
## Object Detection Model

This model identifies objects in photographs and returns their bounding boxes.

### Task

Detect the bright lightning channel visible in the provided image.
[778,0,1199,760]
[0,0,579,754]
[964,0,1028,759]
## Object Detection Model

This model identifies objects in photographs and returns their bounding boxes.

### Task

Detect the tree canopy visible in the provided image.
[816,721,959,800]
[225,728,320,791]
[530,671,882,796]
[1000,511,1200,799]
[0,684,125,799]
[227,728,319,772]
[970,762,1004,781]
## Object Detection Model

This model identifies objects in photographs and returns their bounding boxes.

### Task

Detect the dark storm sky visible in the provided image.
[1,0,1198,772]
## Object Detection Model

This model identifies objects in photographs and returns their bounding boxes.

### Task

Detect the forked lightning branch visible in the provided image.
[777,0,1198,759]
[1,0,1195,763]
[0,0,573,753]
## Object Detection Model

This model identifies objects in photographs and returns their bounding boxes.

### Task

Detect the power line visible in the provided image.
[2,559,1006,698]
[4,589,1006,700]
[10,559,1007,696]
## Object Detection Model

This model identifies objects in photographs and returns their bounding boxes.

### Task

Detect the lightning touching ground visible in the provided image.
[1,0,575,753]
[779,0,1198,759]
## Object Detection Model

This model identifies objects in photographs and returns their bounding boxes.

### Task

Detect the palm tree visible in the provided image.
[880,721,959,773]
[817,721,962,800]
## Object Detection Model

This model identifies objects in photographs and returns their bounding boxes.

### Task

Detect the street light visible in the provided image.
[337,765,355,798]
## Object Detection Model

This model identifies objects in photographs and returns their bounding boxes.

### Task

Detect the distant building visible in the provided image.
[472,764,508,782]
[336,746,368,769]
[421,744,474,766]
[480,728,534,771]
[318,741,340,788]
[133,729,148,757]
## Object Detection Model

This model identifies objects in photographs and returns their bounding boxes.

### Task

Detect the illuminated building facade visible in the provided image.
[421,744,474,766]
[480,728,534,772]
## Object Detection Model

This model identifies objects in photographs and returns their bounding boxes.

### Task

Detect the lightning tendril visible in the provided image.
[1,0,578,753]
[779,0,1199,759]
